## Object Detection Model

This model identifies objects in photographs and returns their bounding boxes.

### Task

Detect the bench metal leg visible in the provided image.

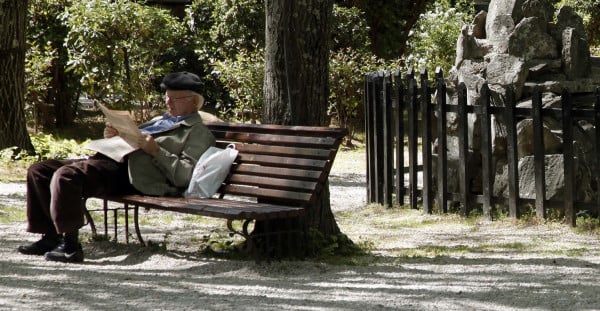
[103,199,109,238]
[124,203,129,244]
[227,219,260,261]
[82,199,97,237]
[133,205,145,246]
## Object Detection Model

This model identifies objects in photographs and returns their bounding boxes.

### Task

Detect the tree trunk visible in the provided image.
[263,0,343,249]
[0,0,35,154]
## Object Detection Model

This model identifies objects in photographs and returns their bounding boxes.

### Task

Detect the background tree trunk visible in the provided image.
[263,0,342,245]
[0,0,35,154]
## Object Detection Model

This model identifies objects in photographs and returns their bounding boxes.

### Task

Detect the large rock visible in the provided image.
[472,10,487,39]
[494,154,594,203]
[553,6,587,42]
[486,0,524,42]
[486,53,528,99]
[522,0,555,23]
[562,27,592,80]
[515,118,562,159]
[486,14,514,53]
[508,17,558,60]
[455,25,492,67]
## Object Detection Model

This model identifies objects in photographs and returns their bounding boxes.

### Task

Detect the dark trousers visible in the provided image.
[26,153,137,234]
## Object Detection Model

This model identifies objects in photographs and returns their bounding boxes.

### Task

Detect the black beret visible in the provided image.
[160,71,204,94]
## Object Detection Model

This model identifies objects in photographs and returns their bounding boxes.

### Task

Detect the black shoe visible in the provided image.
[17,235,61,256]
[44,242,84,263]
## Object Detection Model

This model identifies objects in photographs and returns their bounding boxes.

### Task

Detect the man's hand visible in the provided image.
[103,123,119,138]
[139,134,160,157]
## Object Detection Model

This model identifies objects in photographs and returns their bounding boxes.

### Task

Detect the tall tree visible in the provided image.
[0,0,35,154]
[263,0,343,243]
[337,0,433,59]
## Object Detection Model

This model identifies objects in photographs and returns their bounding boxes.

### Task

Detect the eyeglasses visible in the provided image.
[165,95,194,102]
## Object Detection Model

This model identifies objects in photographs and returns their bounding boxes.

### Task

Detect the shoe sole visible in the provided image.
[44,251,84,263]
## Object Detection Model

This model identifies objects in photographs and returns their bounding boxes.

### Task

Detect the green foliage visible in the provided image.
[26,0,81,130]
[0,134,92,182]
[24,40,56,126]
[186,0,264,118]
[60,0,184,120]
[214,50,265,123]
[29,134,92,160]
[328,5,400,139]
[405,0,474,73]
[1,134,91,164]
[329,48,398,138]
[332,5,371,53]
[336,0,434,59]
[574,214,600,236]
[188,0,264,62]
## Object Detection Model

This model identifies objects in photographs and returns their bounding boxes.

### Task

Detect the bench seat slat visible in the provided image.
[220,185,312,205]
[98,195,304,220]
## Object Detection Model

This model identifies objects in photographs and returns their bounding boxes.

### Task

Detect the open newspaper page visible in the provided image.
[84,104,143,162]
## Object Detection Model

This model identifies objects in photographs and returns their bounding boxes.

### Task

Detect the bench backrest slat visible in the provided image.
[217,143,332,160]
[205,122,347,207]
[227,175,317,192]
[233,165,322,181]
[213,131,339,149]
[220,184,313,205]
[236,154,327,170]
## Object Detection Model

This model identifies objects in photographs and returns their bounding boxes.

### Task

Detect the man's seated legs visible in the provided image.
[18,154,131,263]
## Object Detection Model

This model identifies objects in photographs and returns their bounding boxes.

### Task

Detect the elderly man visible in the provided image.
[18,71,215,263]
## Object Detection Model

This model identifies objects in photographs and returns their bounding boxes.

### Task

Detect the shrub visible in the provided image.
[405,0,474,74]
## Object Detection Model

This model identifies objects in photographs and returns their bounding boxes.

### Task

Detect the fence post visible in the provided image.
[532,86,547,219]
[383,73,394,207]
[394,71,406,205]
[421,69,433,213]
[480,83,493,219]
[435,68,448,213]
[595,87,600,219]
[562,88,575,227]
[407,69,419,209]
[364,73,376,203]
[505,88,520,218]
[457,83,470,217]
[374,72,386,204]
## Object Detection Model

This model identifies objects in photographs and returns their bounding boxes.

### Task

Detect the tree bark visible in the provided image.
[0,0,35,154]
[263,0,342,243]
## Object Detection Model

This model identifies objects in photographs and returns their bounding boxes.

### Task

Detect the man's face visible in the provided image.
[164,90,196,116]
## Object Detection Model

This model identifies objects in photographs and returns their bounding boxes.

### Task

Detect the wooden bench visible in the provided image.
[84,121,348,259]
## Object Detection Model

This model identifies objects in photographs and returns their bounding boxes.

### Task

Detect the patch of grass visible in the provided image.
[392,245,470,258]
[391,242,529,258]
[472,242,528,252]
[574,216,600,236]
[0,206,26,223]
[543,247,590,257]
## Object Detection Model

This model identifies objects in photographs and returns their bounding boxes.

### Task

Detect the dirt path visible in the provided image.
[1,151,599,310]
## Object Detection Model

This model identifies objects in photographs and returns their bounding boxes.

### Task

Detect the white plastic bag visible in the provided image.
[184,143,238,198]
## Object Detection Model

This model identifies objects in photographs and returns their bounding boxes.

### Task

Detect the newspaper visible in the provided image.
[85,104,143,162]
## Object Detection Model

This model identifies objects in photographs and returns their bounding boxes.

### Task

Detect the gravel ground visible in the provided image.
[1,151,600,310]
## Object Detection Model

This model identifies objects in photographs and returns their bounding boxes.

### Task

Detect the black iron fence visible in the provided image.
[365,68,600,226]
